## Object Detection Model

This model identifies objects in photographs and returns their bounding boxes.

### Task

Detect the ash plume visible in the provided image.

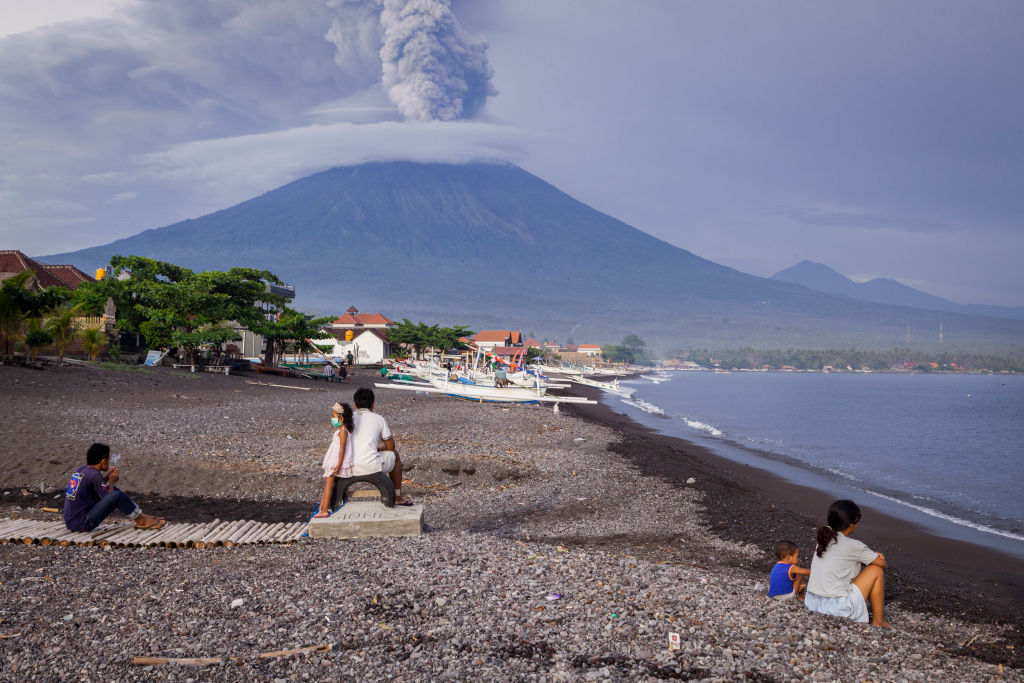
[378,0,496,121]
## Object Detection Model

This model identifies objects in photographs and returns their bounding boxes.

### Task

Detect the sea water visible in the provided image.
[610,371,1024,557]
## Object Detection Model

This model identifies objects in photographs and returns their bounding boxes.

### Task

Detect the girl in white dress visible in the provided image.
[314,402,353,518]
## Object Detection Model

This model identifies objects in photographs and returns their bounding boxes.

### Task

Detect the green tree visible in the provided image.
[601,343,634,364]
[43,303,83,365]
[621,334,645,352]
[23,318,53,362]
[254,308,333,365]
[108,255,286,364]
[0,271,30,358]
[80,327,108,362]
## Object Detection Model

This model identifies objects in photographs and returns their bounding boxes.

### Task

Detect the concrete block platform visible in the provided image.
[307,501,423,539]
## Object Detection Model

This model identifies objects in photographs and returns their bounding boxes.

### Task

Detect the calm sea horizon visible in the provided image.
[605,370,1024,558]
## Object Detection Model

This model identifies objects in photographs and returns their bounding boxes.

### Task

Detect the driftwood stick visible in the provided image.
[131,655,226,666]
[258,643,332,659]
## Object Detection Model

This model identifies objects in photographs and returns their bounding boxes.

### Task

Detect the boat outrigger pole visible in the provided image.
[303,338,342,369]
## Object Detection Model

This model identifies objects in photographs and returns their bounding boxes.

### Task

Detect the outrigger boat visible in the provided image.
[567,374,634,397]
[376,346,593,405]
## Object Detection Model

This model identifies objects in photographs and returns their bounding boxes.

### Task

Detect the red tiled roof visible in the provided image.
[41,264,94,290]
[336,328,390,344]
[523,338,541,348]
[0,250,68,290]
[578,344,601,350]
[474,330,523,344]
[332,312,394,326]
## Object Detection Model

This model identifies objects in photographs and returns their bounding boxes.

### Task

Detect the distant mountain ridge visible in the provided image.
[39,162,1024,351]
[771,260,1024,322]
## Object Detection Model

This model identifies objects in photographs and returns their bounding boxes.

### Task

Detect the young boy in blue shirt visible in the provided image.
[769,540,810,600]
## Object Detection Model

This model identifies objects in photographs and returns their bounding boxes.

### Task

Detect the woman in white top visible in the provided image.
[315,402,353,517]
[805,499,891,627]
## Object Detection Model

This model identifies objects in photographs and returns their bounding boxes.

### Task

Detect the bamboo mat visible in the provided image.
[0,517,307,549]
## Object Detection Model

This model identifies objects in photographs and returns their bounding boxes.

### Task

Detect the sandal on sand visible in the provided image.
[395,499,414,507]
[136,518,165,531]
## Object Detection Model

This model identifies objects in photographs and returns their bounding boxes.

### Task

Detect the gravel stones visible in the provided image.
[0,365,1018,680]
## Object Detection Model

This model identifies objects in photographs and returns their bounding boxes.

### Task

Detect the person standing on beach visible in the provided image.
[349,387,412,506]
[315,402,354,518]
[63,443,165,532]
[805,499,890,627]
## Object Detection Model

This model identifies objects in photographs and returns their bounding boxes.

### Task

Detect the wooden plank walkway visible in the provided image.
[0,517,307,549]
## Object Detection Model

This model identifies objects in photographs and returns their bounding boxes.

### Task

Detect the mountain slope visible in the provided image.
[772,260,1024,321]
[41,162,1024,351]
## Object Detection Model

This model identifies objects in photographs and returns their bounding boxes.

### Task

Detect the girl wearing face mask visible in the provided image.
[315,401,354,518]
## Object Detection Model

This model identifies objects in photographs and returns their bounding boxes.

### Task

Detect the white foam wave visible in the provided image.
[621,397,665,415]
[862,490,1024,543]
[682,418,723,437]
[641,373,672,384]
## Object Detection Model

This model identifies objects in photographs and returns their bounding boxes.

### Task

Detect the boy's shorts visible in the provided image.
[379,450,396,474]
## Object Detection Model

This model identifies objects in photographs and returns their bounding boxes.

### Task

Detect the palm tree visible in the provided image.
[79,327,108,362]
[0,271,31,359]
[23,318,53,362]
[43,303,83,365]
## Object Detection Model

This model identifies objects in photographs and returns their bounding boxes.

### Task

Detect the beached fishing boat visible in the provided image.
[569,375,634,397]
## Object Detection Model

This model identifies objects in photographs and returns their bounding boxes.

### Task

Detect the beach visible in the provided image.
[0,363,1020,680]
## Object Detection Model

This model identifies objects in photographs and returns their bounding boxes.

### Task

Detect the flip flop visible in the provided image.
[395,499,414,507]
[136,518,166,531]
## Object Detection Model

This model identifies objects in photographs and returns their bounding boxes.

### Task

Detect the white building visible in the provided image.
[313,306,394,364]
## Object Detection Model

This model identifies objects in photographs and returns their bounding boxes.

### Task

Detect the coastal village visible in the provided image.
[2,250,1017,375]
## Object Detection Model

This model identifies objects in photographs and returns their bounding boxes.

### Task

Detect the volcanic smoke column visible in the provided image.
[377,0,496,121]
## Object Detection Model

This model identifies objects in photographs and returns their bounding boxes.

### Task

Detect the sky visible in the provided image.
[1,0,1022,306]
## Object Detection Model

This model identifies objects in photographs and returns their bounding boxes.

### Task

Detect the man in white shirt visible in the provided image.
[350,387,412,505]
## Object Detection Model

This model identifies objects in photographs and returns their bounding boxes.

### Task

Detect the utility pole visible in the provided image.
[939,320,943,345]
[906,321,911,345]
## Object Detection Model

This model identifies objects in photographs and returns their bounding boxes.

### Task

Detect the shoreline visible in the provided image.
[562,382,1024,627]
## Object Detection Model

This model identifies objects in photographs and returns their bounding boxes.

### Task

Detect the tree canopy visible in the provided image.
[389,319,473,359]
[104,255,287,362]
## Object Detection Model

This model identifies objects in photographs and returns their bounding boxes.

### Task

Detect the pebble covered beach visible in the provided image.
[0,363,1020,681]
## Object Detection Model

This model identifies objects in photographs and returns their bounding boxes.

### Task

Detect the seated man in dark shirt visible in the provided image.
[63,443,165,532]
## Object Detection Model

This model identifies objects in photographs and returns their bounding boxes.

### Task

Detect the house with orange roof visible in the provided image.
[577,344,602,357]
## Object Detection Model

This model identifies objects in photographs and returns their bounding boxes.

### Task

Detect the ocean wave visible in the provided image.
[862,490,1024,543]
[640,373,672,384]
[621,397,665,415]
[682,418,722,437]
